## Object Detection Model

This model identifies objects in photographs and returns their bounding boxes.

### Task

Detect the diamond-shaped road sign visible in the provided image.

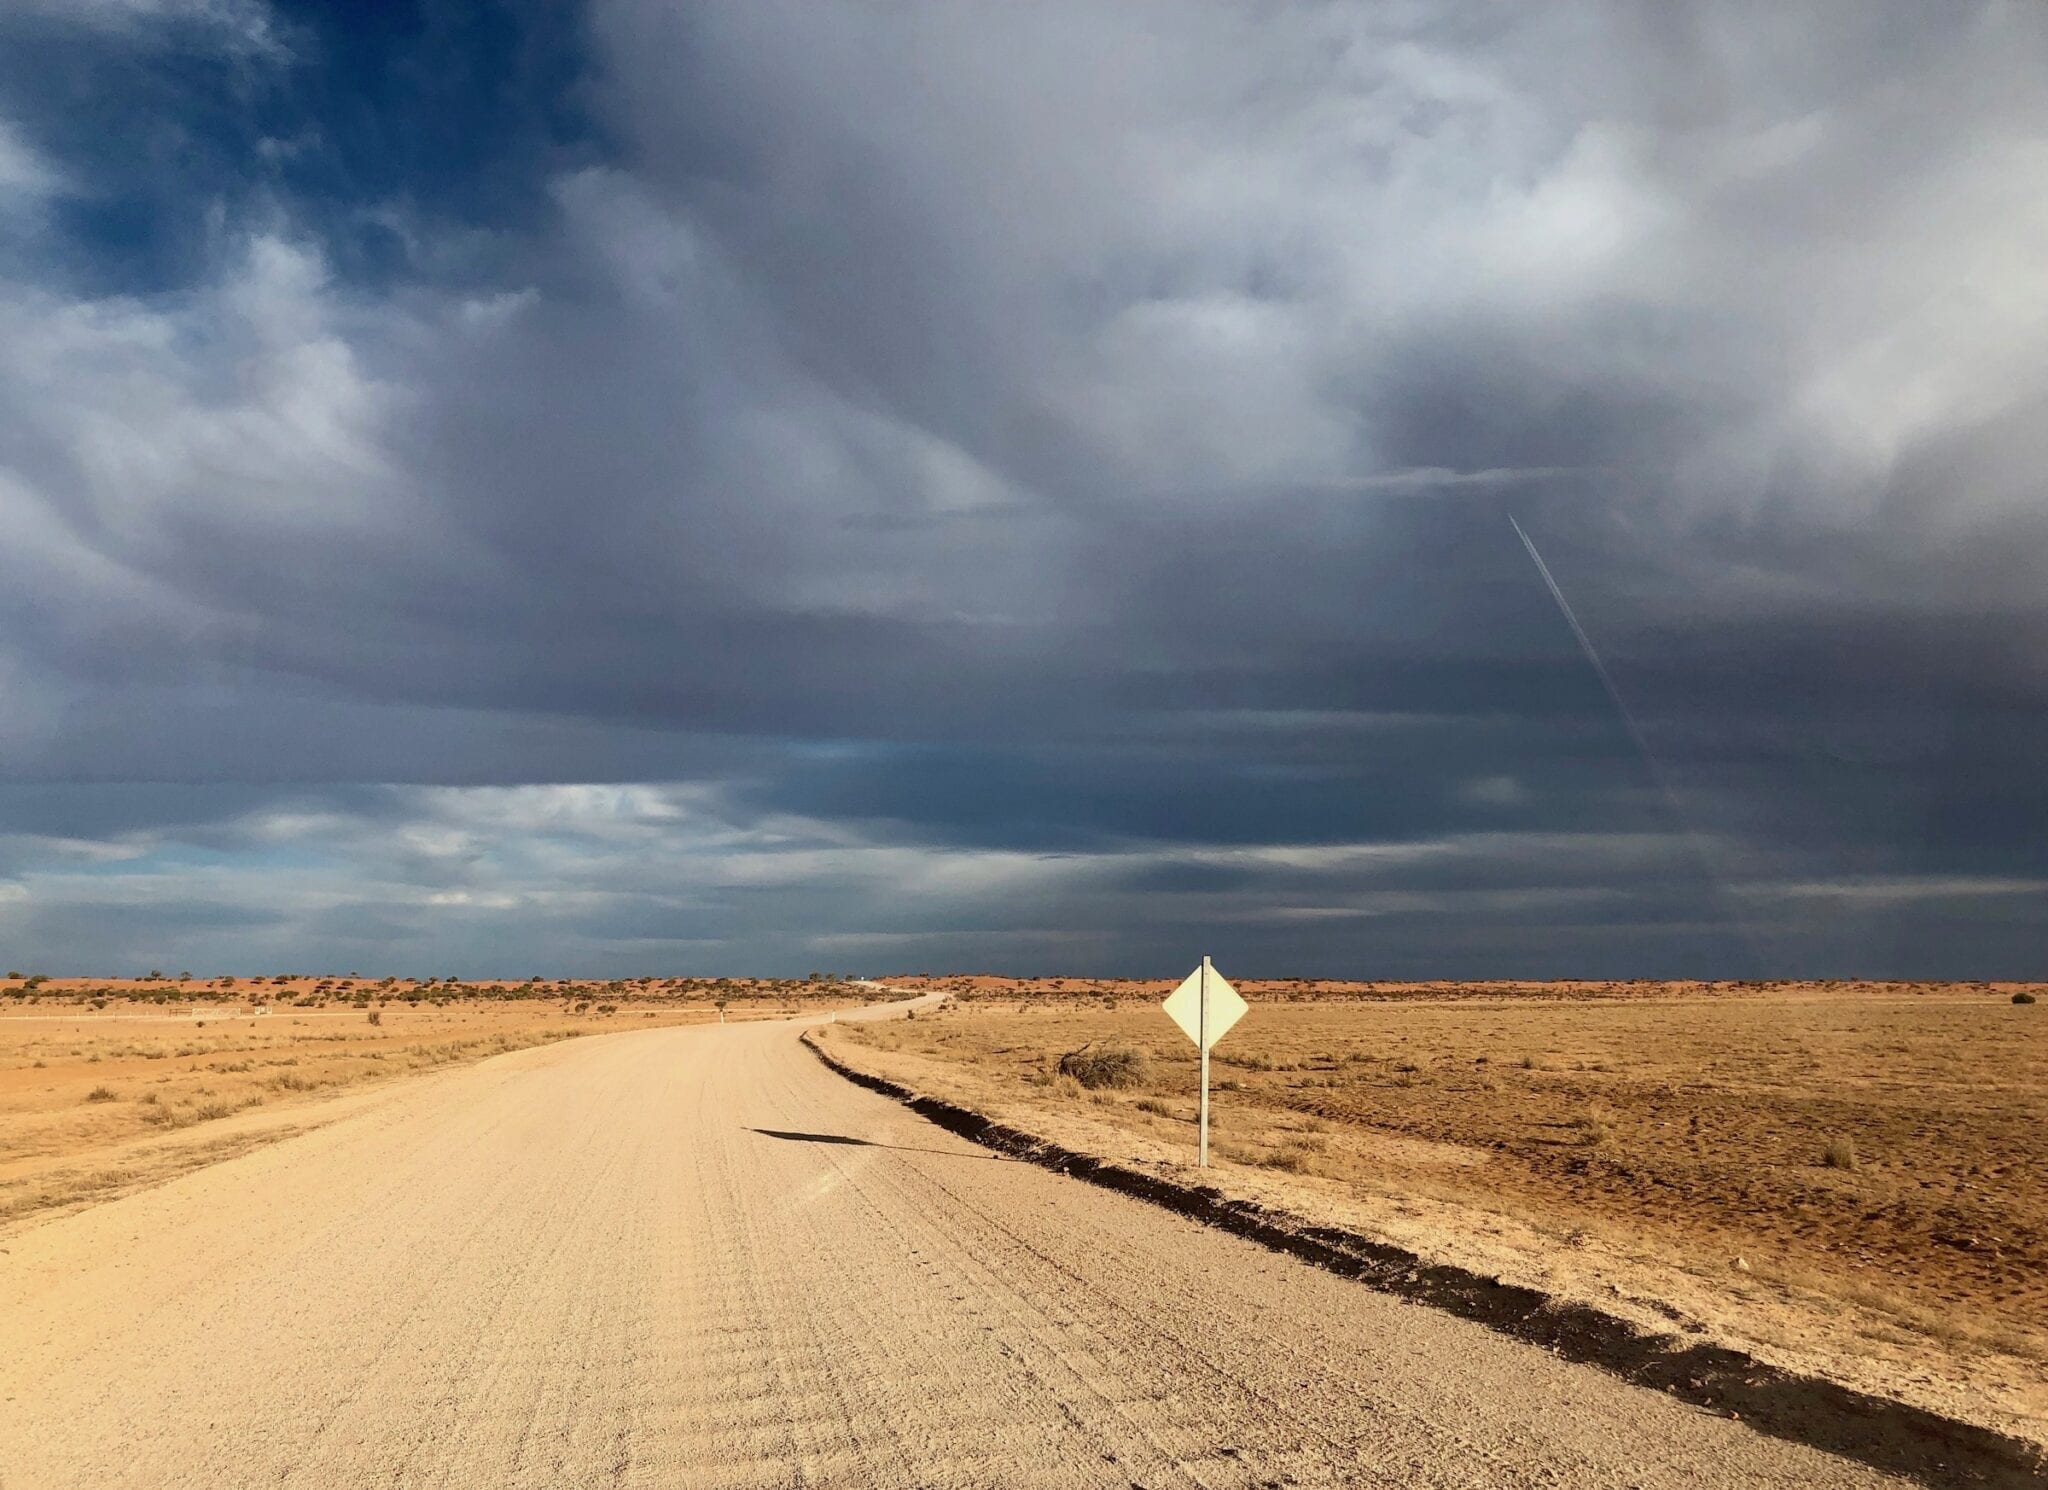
[1161,961,1246,1052]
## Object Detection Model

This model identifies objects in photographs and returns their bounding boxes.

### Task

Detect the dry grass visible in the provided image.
[1055,1043,1147,1089]
[0,999,728,1228]
[826,988,2047,1360]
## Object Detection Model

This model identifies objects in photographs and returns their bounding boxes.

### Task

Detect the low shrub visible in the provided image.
[1217,1050,1275,1072]
[1822,1135,1859,1170]
[1260,1139,1325,1172]
[2015,991,2036,1005]
[1056,1043,1148,1090]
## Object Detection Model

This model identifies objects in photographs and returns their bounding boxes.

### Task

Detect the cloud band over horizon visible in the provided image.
[1,2,2045,978]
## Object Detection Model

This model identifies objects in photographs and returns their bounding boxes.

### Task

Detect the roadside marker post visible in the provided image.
[1160,957,1247,1167]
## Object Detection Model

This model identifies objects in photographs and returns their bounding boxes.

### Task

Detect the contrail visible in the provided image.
[1508,515,1764,972]
[1508,516,1660,772]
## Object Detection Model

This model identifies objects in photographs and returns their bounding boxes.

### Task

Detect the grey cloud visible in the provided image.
[0,775,2036,979]
[1,2,2045,974]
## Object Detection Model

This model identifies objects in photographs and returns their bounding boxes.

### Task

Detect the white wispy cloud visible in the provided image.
[12,0,284,57]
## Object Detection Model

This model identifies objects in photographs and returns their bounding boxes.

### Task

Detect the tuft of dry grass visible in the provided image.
[84,1086,117,1103]
[1217,1050,1276,1072]
[1261,1140,1325,1173]
[1571,1108,1611,1147]
[1822,1135,1859,1170]
[1055,1044,1147,1090]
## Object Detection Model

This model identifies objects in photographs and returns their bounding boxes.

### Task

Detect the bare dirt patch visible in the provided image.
[819,985,2047,1447]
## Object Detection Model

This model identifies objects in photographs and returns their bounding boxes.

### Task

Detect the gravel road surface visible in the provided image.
[0,1000,1909,1488]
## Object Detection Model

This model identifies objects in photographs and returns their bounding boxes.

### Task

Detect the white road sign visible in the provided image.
[1161,962,1246,1051]
[1161,957,1246,1167]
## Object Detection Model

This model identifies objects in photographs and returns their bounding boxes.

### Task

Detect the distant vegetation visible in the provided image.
[0,971,866,1011]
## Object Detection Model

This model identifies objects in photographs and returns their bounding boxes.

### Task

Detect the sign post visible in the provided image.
[1198,959,1209,1168]
[1160,957,1247,1167]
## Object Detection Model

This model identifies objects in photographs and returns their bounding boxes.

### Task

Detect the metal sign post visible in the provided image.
[1161,957,1247,1167]
[1198,958,1209,1167]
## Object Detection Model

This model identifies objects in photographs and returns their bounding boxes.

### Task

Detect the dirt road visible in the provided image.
[0,1001,1912,1488]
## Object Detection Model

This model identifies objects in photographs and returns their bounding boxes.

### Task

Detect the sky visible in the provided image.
[1,1,2045,980]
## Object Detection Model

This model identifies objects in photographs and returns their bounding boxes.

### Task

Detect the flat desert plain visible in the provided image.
[0,978,861,1230]
[820,980,2047,1441]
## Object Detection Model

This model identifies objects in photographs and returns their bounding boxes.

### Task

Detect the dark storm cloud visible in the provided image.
[0,1,2045,975]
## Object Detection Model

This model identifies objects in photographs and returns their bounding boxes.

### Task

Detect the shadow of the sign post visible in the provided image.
[746,1127,1011,1161]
